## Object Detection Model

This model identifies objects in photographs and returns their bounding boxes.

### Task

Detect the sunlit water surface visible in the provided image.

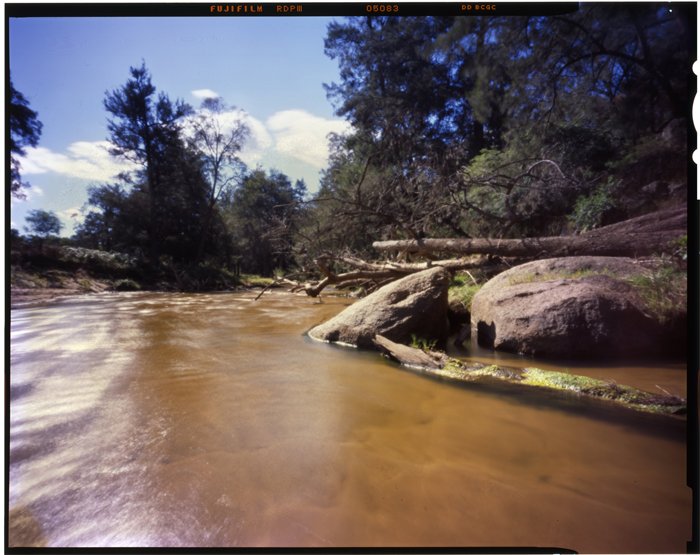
[8,291,691,550]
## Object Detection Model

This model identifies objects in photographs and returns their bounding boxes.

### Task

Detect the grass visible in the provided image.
[521,367,598,390]
[448,273,482,310]
[625,262,686,324]
[10,268,49,289]
[410,334,437,352]
[77,278,95,292]
[449,283,482,308]
[240,274,276,287]
[521,367,685,413]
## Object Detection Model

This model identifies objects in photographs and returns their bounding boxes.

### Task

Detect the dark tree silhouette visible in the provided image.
[103,62,192,265]
[10,81,43,199]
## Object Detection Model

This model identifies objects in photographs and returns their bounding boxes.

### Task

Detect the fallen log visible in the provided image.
[373,334,686,416]
[337,255,484,273]
[373,207,686,258]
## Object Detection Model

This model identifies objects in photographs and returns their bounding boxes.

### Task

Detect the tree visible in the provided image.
[317,7,691,248]
[74,183,149,255]
[104,62,192,265]
[10,81,43,199]
[80,64,242,285]
[324,16,475,169]
[77,138,217,268]
[321,18,481,243]
[25,209,62,252]
[225,168,301,276]
[186,97,249,263]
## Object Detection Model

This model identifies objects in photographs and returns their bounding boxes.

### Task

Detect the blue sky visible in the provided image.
[9,16,350,235]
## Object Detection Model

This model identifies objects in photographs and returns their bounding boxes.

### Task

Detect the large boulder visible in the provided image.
[470,257,678,359]
[308,266,450,349]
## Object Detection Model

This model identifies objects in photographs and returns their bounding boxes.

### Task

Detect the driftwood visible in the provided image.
[372,207,687,258]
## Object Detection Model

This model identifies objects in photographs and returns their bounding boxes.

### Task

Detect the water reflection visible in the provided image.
[9,291,691,550]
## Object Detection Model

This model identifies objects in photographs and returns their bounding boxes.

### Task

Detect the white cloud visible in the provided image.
[184,105,349,172]
[191,88,220,100]
[57,206,84,231]
[239,112,274,166]
[15,109,351,193]
[266,110,351,168]
[20,141,136,182]
[182,106,272,168]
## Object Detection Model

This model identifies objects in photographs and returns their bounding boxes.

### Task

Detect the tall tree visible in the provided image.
[186,97,249,263]
[9,81,43,199]
[104,62,192,264]
[325,16,475,170]
[434,4,692,236]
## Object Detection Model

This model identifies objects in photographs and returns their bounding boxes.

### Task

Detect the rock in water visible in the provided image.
[470,256,675,359]
[308,266,450,349]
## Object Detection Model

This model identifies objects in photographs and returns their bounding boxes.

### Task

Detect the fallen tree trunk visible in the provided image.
[337,255,484,273]
[373,207,686,258]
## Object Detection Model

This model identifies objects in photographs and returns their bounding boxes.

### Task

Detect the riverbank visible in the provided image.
[8,266,284,309]
[10,266,112,308]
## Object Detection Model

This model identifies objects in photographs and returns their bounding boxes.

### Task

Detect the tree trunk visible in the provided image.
[373,207,686,258]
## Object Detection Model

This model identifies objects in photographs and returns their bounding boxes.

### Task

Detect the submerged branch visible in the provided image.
[374,335,686,416]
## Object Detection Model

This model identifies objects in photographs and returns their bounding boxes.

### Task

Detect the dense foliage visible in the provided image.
[12,5,692,289]
[309,4,691,254]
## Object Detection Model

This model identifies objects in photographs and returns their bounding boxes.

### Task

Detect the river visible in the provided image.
[8,291,691,550]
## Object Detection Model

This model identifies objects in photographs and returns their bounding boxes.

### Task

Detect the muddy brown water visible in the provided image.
[8,291,691,550]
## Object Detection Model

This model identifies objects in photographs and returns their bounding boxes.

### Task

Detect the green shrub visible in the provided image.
[671,235,687,263]
[626,260,686,324]
[569,178,619,233]
[114,279,141,291]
